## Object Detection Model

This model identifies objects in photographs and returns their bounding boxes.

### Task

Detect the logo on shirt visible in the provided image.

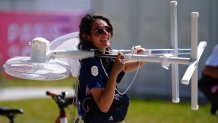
[91,66,98,76]
[109,115,113,121]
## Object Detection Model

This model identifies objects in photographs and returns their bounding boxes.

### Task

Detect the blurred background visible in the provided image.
[1,0,216,99]
[0,0,218,122]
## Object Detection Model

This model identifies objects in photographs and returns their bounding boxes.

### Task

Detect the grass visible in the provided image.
[0,98,217,123]
[0,73,218,123]
[0,73,76,87]
[127,99,218,123]
[0,98,78,123]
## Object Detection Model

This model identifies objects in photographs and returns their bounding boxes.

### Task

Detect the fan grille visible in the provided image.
[4,57,71,81]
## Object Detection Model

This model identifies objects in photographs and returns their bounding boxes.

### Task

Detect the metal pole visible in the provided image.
[170,1,180,103]
[191,12,199,110]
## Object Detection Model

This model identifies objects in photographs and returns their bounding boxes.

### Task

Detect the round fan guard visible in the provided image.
[3,57,71,81]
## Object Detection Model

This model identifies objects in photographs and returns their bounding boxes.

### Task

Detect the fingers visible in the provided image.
[112,52,125,74]
[114,52,125,69]
[137,47,145,54]
[117,52,123,59]
[117,52,124,63]
[131,45,145,54]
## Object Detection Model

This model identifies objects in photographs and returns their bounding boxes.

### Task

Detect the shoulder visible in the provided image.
[80,57,103,72]
[205,44,218,67]
[213,44,218,53]
[80,57,100,65]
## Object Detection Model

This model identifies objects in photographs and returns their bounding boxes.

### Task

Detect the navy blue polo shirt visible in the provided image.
[77,56,127,121]
[78,57,108,99]
[78,56,125,104]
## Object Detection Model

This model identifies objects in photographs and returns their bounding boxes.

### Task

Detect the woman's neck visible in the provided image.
[98,48,106,54]
[102,49,106,54]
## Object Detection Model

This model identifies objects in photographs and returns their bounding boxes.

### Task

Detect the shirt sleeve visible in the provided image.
[117,71,125,83]
[80,59,105,89]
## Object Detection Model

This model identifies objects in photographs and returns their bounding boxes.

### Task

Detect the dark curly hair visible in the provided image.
[78,14,113,52]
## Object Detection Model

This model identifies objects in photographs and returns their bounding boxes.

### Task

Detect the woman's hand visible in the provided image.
[134,46,147,65]
[111,53,125,76]
[133,45,145,54]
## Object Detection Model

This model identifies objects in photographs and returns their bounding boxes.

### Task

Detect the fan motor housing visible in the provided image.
[31,37,50,62]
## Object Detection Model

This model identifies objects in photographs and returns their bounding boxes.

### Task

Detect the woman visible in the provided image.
[199,44,218,115]
[77,14,145,123]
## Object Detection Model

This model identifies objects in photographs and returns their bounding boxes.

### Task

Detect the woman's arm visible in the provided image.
[124,61,145,73]
[124,46,146,73]
[91,53,125,113]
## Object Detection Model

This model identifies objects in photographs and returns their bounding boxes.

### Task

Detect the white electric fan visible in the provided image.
[3,32,87,80]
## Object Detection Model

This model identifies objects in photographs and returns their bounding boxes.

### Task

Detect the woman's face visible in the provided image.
[90,19,112,51]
